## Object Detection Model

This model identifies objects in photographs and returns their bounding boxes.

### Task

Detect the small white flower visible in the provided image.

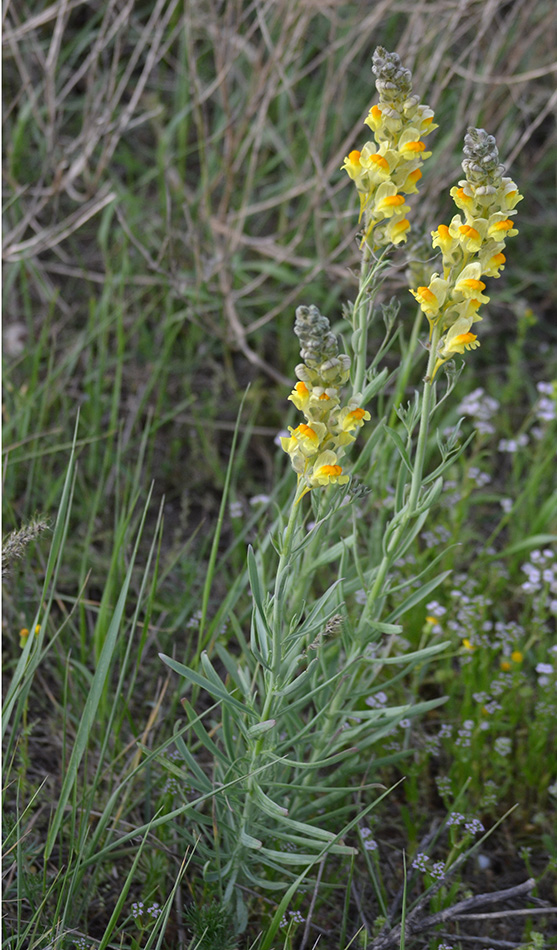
[229,501,243,519]
[249,494,271,506]
[494,737,512,756]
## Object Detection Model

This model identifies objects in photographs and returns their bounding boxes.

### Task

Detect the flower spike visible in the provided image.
[280,306,370,491]
[342,47,437,249]
[409,128,522,378]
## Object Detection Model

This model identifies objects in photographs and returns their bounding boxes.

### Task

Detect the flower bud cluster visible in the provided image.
[410,128,522,376]
[280,306,370,489]
[341,47,437,248]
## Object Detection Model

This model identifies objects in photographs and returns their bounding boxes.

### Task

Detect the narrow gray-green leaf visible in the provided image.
[386,570,452,622]
[160,654,256,718]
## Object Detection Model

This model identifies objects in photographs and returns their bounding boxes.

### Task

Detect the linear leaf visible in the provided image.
[488,534,557,559]
[159,654,255,718]
[252,784,289,818]
[384,425,413,473]
[258,844,355,866]
[386,570,452,622]
[363,641,450,665]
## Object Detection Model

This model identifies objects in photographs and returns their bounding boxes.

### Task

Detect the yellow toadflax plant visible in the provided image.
[161,47,521,939]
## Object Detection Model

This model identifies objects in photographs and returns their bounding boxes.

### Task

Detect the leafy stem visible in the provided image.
[358,321,442,630]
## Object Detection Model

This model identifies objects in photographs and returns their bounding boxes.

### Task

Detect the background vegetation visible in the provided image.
[3,0,556,947]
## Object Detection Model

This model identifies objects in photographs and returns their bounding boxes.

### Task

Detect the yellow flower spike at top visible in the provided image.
[415,127,522,377]
[281,305,370,492]
[342,46,436,249]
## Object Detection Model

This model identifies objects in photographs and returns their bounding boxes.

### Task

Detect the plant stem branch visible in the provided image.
[352,241,374,397]
[359,322,441,629]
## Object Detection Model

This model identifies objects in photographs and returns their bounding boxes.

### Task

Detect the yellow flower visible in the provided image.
[453,263,490,304]
[450,185,475,212]
[341,151,366,194]
[309,451,349,487]
[385,216,411,244]
[459,224,480,241]
[400,167,422,193]
[440,318,480,358]
[500,181,522,210]
[487,217,518,239]
[462,638,475,651]
[344,149,362,174]
[479,248,506,278]
[454,280,489,305]
[283,421,327,458]
[359,147,391,176]
[453,220,487,253]
[511,650,524,664]
[19,624,40,648]
[447,331,478,352]
[397,131,431,160]
[432,224,452,252]
[364,103,383,132]
[375,192,406,214]
[410,276,448,319]
[338,405,371,432]
[288,380,311,412]
[367,152,390,172]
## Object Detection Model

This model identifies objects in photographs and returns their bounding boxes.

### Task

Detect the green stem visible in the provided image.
[270,479,304,681]
[359,321,442,628]
[352,242,373,397]
[301,324,441,759]
[406,325,440,513]
[387,304,424,428]
[231,482,305,893]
